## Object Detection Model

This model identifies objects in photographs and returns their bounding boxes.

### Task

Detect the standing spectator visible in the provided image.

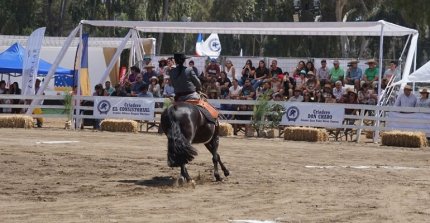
[224,59,236,81]
[148,76,161,97]
[317,59,330,87]
[329,60,344,83]
[416,88,430,107]
[394,85,417,107]
[104,81,114,95]
[345,59,363,91]
[269,59,283,79]
[205,58,220,79]
[384,60,400,82]
[363,59,379,87]
[252,60,269,89]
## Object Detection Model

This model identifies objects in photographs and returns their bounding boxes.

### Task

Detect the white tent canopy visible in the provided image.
[81,20,417,36]
[396,60,430,83]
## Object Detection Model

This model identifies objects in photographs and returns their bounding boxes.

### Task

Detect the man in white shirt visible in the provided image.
[317,59,330,86]
[332,80,345,101]
[395,85,417,107]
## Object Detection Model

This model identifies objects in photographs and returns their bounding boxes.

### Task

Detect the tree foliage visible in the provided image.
[1,0,430,64]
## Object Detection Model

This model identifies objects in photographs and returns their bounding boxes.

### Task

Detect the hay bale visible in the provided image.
[218,122,233,137]
[365,131,374,139]
[245,125,255,137]
[381,131,428,148]
[264,129,275,138]
[100,119,138,133]
[283,127,328,142]
[0,115,33,128]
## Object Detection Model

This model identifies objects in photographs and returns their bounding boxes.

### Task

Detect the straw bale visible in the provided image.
[0,115,33,128]
[283,127,328,142]
[381,131,428,148]
[218,122,233,137]
[245,125,255,137]
[100,119,138,133]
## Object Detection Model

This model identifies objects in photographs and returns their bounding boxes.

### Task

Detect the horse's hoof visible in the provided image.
[177,177,186,186]
[190,180,196,189]
[215,174,222,182]
[223,170,230,177]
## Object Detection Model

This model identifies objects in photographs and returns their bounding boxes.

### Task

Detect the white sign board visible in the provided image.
[281,103,345,127]
[93,97,155,120]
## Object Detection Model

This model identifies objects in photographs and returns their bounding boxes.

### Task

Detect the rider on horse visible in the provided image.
[170,53,202,102]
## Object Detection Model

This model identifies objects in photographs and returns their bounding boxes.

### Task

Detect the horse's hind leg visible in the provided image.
[205,135,229,181]
[180,164,196,188]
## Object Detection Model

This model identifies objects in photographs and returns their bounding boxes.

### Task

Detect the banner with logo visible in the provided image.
[22,27,46,95]
[281,103,344,127]
[93,97,155,120]
[195,33,221,59]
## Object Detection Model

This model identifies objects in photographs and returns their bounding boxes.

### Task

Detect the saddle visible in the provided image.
[184,99,219,124]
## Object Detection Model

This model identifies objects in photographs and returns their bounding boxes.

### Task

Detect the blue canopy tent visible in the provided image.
[0,42,74,76]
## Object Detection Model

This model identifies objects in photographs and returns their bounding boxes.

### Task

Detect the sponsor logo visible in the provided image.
[286,106,299,122]
[97,100,111,114]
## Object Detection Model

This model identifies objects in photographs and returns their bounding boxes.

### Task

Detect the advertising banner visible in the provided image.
[93,97,155,120]
[281,103,345,127]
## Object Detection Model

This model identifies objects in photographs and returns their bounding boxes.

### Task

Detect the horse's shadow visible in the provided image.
[118,176,175,187]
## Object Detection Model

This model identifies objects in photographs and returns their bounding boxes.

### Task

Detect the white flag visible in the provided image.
[195,33,221,59]
[22,27,46,95]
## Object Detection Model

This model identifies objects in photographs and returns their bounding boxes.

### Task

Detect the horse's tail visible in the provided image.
[165,105,198,167]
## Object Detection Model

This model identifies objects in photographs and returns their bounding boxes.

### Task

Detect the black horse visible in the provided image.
[160,102,229,184]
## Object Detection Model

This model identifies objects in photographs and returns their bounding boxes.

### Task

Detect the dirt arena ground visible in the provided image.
[1,119,430,223]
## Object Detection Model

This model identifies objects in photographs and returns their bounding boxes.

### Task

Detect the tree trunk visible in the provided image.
[58,0,67,36]
[156,0,169,55]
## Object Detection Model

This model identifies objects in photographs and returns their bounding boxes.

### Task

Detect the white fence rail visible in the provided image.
[1,94,430,141]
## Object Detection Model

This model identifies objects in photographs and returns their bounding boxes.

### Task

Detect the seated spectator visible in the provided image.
[157,57,167,77]
[256,79,272,99]
[288,89,303,102]
[332,80,345,101]
[272,92,284,101]
[302,91,314,102]
[131,74,147,96]
[324,92,337,103]
[304,71,320,93]
[416,88,430,107]
[363,59,379,88]
[282,73,296,98]
[314,90,325,103]
[322,83,332,94]
[224,59,236,81]
[142,63,157,84]
[128,66,140,83]
[205,77,221,97]
[110,84,127,97]
[208,89,219,99]
[292,61,306,79]
[240,59,253,85]
[239,79,255,100]
[9,82,22,113]
[358,83,377,105]
[148,76,161,97]
[295,70,307,90]
[270,77,283,96]
[394,85,417,107]
[269,59,283,79]
[189,60,199,79]
[162,77,175,98]
[317,59,330,87]
[217,71,232,99]
[329,60,344,83]
[305,61,317,75]
[163,57,175,78]
[205,58,221,79]
[105,81,115,95]
[93,84,108,96]
[384,60,400,82]
[345,59,363,91]
[227,79,242,100]
[137,84,153,98]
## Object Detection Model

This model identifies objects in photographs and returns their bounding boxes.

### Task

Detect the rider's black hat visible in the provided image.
[174,53,190,61]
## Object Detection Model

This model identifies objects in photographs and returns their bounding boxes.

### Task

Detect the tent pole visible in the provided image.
[25,25,80,116]
[75,24,83,130]
[374,22,385,143]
